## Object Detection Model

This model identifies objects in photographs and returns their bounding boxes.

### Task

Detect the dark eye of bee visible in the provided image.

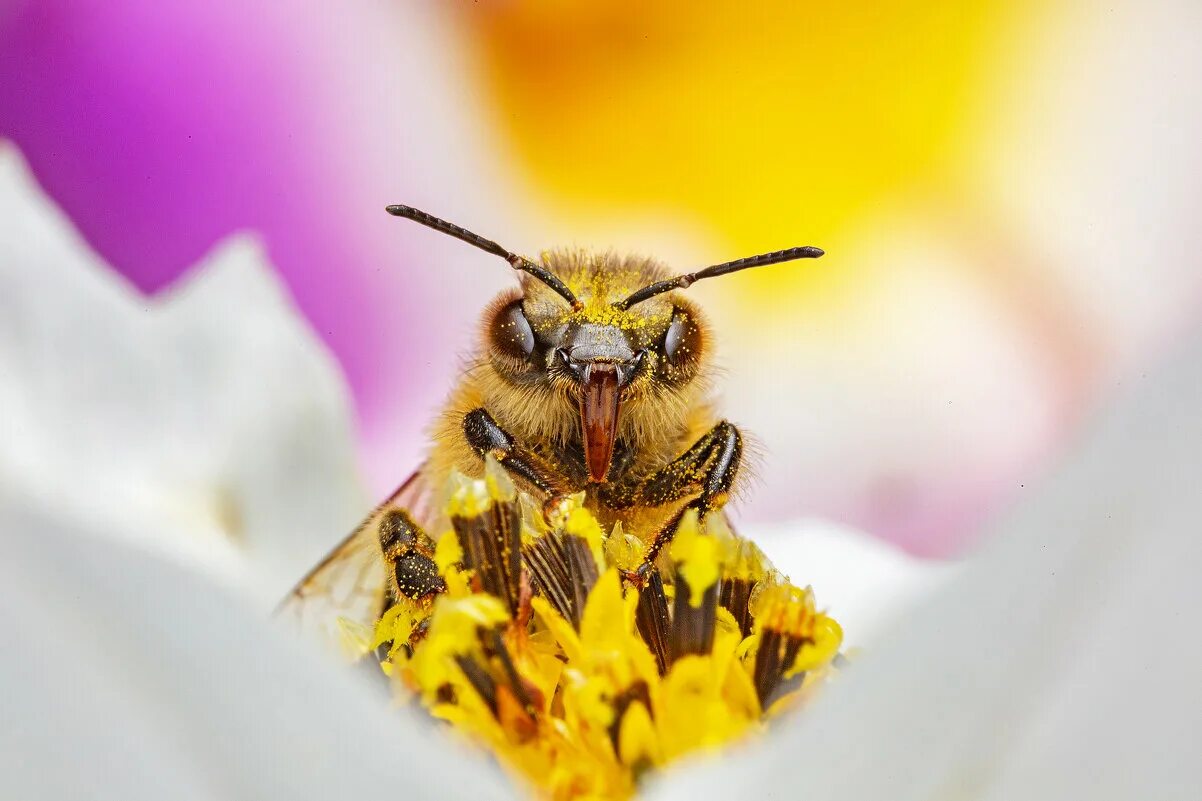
[491,300,536,359]
[663,310,687,362]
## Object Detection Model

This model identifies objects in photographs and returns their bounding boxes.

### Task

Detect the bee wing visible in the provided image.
[275,465,437,646]
[718,508,740,538]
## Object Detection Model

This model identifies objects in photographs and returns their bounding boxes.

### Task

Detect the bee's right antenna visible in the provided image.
[615,245,825,310]
[386,204,582,310]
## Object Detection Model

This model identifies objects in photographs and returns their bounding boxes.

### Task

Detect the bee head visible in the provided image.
[485,253,713,482]
[485,253,704,387]
[386,204,823,482]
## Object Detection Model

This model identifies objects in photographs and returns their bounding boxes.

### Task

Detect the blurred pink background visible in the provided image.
[4,0,1199,556]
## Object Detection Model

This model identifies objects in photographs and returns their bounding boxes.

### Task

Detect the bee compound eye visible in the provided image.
[493,301,535,358]
[664,313,686,361]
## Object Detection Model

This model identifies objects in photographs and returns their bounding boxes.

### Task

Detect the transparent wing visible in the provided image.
[718,509,739,538]
[275,465,436,647]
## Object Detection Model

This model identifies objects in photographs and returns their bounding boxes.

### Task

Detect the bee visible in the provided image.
[279,205,823,639]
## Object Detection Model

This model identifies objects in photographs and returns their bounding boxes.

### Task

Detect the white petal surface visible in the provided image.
[649,332,1202,800]
[0,142,365,607]
[0,500,513,801]
[750,519,955,648]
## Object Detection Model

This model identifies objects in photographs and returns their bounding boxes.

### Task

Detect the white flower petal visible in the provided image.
[750,519,955,647]
[0,141,365,608]
[0,140,514,797]
[648,333,1202,800]
[0,499,513,801]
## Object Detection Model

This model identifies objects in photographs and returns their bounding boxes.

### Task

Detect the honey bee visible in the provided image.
[279,205,822,639]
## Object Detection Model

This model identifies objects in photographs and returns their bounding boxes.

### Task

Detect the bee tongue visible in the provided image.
[579,363,621,483]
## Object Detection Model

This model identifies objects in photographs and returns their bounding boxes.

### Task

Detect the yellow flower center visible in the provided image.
[364,473,842,799]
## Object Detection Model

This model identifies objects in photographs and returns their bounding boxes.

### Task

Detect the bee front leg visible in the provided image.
[601,421,743,511]
[616,420,743,565]
[462,409,574,512]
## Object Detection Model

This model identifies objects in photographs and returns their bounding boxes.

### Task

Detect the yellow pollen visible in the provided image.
[367,474,843,799]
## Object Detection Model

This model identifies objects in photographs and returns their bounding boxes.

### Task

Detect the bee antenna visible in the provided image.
[385,205,582,309]
[615,246,825,310]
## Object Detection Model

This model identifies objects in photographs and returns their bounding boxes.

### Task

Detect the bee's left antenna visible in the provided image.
[386,205,581,310]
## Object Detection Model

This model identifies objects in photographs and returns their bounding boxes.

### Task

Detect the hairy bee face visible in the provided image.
[486,252,708,388]
[484,251,708,482]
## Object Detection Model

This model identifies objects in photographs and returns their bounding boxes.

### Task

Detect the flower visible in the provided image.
[0,139,511,799]
[368,462,844,799]
[0,140,365,607]
[0,138,925,799]
[646,339,1202,799]
[5,135,1200,801]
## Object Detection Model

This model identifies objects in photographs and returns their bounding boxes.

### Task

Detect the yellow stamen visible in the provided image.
[371,473,842,799]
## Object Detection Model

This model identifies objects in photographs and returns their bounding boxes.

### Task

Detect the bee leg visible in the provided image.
[378,509,446,600]
[633,421,743,564]
[463,408,574,501]
[601,421,742,511]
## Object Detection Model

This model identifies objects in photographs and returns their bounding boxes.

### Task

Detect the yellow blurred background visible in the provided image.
[427,1,1202,554]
